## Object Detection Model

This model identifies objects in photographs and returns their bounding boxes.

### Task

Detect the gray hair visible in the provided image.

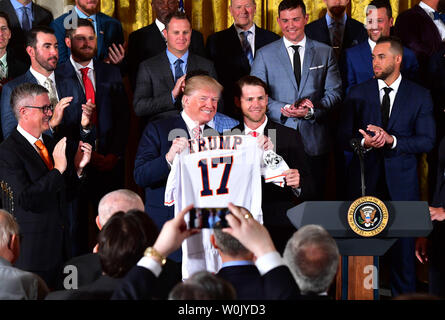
[97,189,144,227]
[283,225,339,295]
[10,83,48,120]
[213,228,250,257]
[0,209,19,249]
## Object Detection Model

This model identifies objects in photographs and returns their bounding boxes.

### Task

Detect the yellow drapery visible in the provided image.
[99,0,420,39]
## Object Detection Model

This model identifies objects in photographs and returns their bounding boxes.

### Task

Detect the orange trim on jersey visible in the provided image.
[164,200,175,205]
[265,174,286,181]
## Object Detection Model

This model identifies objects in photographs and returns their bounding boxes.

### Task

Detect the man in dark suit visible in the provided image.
[305,0,367,60]
[206,0,279,120]
[50,0,124,64]
[339,36,435,296]
[251,0,342,198]
[394,0,445,84]
[127,0,205,89]
[133,11,216,124]
[0,0,53,62]
[342,0,418,93]
[0,83,92,288]
[0,26,79,140]
[232,75,315,253]
[134,74,221,262]
[112,203,300,300]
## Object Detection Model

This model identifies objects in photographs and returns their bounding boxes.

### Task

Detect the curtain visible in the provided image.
[99,0,420,39]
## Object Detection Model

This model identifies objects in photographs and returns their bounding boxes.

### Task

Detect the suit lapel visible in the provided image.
[229,25,249,67]
[93,60,105,108]
[24,70,38,84]
[369,80,383,126]
[2,0,20,28]
[278,39,299,92]
[359,42,373,71]
[299,39,315,93]
[95,13,105,59]
[387,79,407,131]
[11,129,49,171]
[319,18,332,45]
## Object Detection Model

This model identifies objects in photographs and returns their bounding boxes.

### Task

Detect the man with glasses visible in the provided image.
[0,82,92,288]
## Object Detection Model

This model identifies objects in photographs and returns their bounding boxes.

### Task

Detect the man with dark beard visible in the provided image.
[55,18,129,255]
[338,36,435,297]
[305,0,367,60]
[0,26,75,139]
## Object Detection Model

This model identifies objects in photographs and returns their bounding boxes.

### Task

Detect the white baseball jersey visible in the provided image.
[165,134,289,279]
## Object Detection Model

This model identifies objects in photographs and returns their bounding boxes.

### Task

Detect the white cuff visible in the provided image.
[137,256,162,277]
[391,135,397,149]
[255,251,284,276]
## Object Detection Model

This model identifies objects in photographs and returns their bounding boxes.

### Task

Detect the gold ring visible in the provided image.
[244,214,251,220]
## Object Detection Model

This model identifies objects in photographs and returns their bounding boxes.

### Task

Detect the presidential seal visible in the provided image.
[347,196,389,237]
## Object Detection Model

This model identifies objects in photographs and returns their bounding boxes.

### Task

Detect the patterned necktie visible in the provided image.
[191,125,201,139]
[248,131,258,137]
[331,21,342,59]
[174,59,184,83]
[291,45,301,88]
[34,140,54,170]
[240,31,254,66]
[381,87,393,129]
[0,60,6,80]
[43,78,58,106]
[21,6,31,31]
[80,67,97,124]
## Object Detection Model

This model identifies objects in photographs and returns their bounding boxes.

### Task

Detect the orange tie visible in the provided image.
[35,140,54,170]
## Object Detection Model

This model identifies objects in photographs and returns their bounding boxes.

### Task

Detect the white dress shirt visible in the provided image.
[283,35,306,72]
[234,23,256,57]
[17,124,43,154]
[70,56,96,92]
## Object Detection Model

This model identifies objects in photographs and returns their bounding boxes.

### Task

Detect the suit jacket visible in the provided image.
[394,4,445,82]
[206,24,280,118]
[0,129,77,285]
[342,40,419,94]
[216,265,264,300]
[127,22,206,89]
[0,0,53,61]
[426,48,445,141]
[50,10,124,64]
[133,51,217,122]
[55,59,129,157]
[304,15,368,57]
[339,78,436,200]
[251,37,342,157]
[56,253,102,290]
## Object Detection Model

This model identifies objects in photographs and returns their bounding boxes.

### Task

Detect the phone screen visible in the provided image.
[188,208,230,229]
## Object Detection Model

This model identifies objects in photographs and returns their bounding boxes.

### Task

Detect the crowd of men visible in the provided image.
[0,0,445,300]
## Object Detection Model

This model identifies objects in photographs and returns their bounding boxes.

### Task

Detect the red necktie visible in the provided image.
[35,140,54,170]
[80,67,97,124]
[248,131,258,137]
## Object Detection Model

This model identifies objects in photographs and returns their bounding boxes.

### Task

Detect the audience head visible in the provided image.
[25,26,58,75]
[283,224,339,295]
[0,12,11,52]
[152,0,179,24]
[182,75,222,125]
[11,83,52,137]
[75,0,99,16]
[366,0,393,42]
[163,11,191,58]
[372,35,403,81]
[65,18,97,64]
[97,210,159,278]
[234,75,268,128]
[230,0,256,31]
[97,189,145,229]
[211,227,253,261]
[324,0,349,19]
[169,271,236,300]
[277,0,308,44]
[0,209,20,264]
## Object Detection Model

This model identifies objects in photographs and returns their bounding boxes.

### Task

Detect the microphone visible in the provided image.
[350,138,363,154]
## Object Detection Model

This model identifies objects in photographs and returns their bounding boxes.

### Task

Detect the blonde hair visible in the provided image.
[183,75,223,97]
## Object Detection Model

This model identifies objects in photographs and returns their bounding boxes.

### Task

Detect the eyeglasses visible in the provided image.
[22,104,53,114]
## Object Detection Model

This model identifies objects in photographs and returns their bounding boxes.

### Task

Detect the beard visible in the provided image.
[71,44,97,62]
[374,64,395,81]
[329,5,347,19]
[35,52,58,72]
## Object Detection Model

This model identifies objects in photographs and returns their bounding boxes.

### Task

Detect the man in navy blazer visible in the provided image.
[304,0,367,60]
[206,0,279,119]
[342,0,418,94]
[339,36,435,296]
[251,0,342,197]
[50,0,124,64]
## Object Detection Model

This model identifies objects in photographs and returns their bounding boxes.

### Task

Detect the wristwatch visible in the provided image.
[144,247,167,266]
[304,107,314,120]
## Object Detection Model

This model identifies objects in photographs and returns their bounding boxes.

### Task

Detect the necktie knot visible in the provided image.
[34,139,44,150]
[240,31,254,66]
[192,125,201,139]
[383,87,393,95]
[80,67,90,77]
[248,131,258,137]
[433,11,445,23]
[291,45,300,54]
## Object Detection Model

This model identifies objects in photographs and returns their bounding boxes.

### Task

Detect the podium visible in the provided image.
[287,201,433,300]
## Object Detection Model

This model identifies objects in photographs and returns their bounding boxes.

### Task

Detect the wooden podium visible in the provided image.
[287,201,432,300]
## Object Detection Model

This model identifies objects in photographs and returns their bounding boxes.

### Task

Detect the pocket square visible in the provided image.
[309,65,324,70]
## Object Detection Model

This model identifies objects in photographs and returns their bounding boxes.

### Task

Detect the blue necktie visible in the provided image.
[240,31,254,66]
[21,7,31,31]
[433,11,445,24]
[174,58,184,83]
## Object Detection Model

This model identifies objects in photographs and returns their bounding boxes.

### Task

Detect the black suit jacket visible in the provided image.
[0,0,53,62]
[127,22,206,89]
[0,129,78,286]
[304,15,367,58]
[56,253,102,290]
[133,52,217,123]
[216,265,264,300]
[206,24,280,118]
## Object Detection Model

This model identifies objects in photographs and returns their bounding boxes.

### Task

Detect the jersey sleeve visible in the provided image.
[164,155,180,207]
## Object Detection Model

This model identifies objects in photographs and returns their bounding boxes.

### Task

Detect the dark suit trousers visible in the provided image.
[307,154,329,199]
